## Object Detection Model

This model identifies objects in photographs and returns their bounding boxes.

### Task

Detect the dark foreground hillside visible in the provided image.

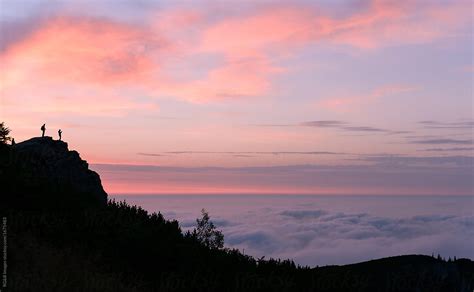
[1,138,473,291]
[5,203,474,292]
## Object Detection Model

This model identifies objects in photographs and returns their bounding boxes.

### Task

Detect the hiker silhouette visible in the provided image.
[11,138,15,146]
[41,124,46,137]
[58,129,62,141]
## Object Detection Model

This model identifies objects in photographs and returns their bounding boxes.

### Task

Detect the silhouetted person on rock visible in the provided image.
[11,138,15,146]
[58,129,62,141]
[41,124,46,137]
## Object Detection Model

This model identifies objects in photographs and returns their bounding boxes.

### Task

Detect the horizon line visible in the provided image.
[109,193,474,197]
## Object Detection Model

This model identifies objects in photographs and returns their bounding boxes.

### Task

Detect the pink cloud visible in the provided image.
[0,17,162,120]
[316,84,418,112]
[1,0,469,108]
[199,7,319,54]
[325,0,470,48]
[0,17,162,85]
[158,54,280,102]
[157,1,468,101]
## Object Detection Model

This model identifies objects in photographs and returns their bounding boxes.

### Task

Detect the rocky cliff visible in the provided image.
[0,137,107,208]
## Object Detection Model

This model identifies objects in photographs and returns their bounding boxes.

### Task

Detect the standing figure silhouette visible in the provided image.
[58,129,62,141]
[41,124,46,137]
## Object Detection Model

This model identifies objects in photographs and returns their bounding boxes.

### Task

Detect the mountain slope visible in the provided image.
[0,137,107,207]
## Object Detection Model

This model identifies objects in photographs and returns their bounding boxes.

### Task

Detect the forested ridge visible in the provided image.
[4,200,473,292]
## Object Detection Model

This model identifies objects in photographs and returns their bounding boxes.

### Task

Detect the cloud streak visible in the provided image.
[419,120,474,130]
[260,119,410,135]
[138,151,342,156]
[357,155,474,167]
[92,158,474,195]
[299,120,410,135]
[411,139,473,145]
[420,147,474,152]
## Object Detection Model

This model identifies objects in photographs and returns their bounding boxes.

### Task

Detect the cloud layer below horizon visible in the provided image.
[114,195,474,266]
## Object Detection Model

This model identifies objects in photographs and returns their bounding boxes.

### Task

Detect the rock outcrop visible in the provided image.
[0,137,107,208]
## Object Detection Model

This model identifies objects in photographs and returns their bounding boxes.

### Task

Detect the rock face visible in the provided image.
[0,137,107,208]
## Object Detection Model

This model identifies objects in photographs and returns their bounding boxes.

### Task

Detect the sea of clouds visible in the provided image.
[114,195,473,267]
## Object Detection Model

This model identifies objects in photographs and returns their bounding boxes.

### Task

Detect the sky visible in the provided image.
[0,0,473,195]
